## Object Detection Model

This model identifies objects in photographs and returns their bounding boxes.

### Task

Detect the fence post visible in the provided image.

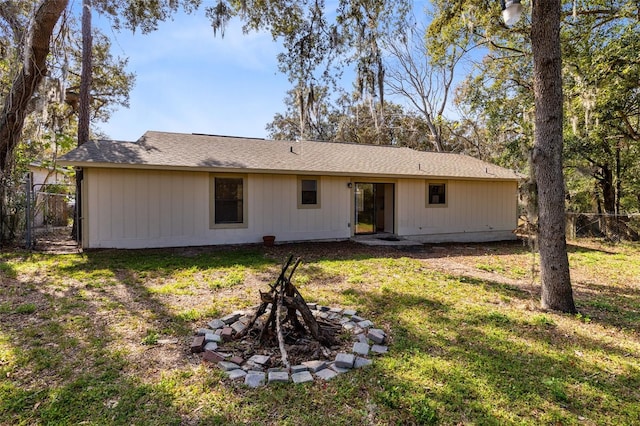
[565,213,576,240]
[24,173,34,249]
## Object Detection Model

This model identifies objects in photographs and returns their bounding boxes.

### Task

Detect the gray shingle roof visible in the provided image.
[58,131,520,181]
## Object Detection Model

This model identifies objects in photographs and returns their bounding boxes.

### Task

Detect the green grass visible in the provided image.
[14,303,37,314]
[0,240,639,424]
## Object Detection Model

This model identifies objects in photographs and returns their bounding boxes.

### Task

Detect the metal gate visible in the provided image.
[0,172,76,249]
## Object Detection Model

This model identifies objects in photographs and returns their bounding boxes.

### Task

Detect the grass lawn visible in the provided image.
[0,239,638,425]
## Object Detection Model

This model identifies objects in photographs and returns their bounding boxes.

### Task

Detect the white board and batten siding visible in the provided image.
[250,174,351,242]
[83,168,517,249]
[83,168,352,249]
[396,178,518,243]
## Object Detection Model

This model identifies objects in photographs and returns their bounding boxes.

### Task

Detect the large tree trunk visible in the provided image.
[72,0,92,242]
[531,0,576,313]
[78,0,92,146]
[0,0,69,173]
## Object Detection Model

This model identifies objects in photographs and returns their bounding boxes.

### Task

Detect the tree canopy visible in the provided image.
[427,0,640,217]
[0,0,202,179]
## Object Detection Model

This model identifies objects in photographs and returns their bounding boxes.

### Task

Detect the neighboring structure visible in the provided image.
[28,162,73,227]
[58,131,521,249]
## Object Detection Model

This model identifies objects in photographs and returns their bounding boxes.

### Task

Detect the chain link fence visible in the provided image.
[1,172,76,249]
[566,212,640,242]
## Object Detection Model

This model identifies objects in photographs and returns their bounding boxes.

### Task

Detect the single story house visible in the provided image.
[59,131,521,249]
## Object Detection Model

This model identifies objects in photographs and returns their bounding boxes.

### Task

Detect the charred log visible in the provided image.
[234,255,339,357]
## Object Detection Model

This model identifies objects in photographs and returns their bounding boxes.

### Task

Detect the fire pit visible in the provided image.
[190,256,389,386]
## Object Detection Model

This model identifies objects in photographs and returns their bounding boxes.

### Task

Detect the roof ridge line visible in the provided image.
[190,132,265,141]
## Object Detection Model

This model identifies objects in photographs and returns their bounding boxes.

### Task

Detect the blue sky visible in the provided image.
[93,2,438,142]
[95,9,291,141]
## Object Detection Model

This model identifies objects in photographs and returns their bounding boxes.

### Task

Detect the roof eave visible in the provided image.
[58,160,521,181]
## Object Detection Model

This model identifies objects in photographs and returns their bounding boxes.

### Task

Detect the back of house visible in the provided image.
[58,131,521,249]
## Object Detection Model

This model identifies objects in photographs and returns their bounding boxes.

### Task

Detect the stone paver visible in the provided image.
[244,371,266,388]
[244,362,264,371]
[268,371,289,383]
[329,363,350,374]
[220,327,233,341]
[197,328,216,336]
[203,342,218,352]
[351,315,365,322]
[190,335,205,353]
[203,350,224,363]
[229,355,244,365]
[335,353,355,369]
[230,321,246,334]
[291,365,308,374]
[315,368,338,381]
[302,360,327,373]
[354,357,373,369]
[208,319,226,329]
[342,309,357,316]
[352,326,364,335]
[227,369,247,380]
[291,371,314,384]
[357,333,369,344]
[221,313,241,324]
[367,328,386,344]
[218,361,241,371]
[357,320,374,329]
[371,345,388,354]
[352,342,370,356]
[204,332,222,343]
[248,354,270,365]
[342,321,356,331]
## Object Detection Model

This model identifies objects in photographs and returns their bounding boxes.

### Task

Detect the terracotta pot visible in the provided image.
[262,235,276,247]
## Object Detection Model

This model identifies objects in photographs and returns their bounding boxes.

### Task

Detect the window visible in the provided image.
[426,181,447,207]
[298,176,321,209]
[210,175,247,228]
[301,179,317,204]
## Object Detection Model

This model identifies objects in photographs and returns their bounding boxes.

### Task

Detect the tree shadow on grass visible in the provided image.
[573,280,640,330]
[566,242,620,255]
[0,247,279,425]
[0,282,189,424]
[1,366,187,425]
[351,285,640,424]
[2,241,638,424]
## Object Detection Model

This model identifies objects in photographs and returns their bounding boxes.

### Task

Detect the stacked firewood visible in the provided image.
[235,255,338,368]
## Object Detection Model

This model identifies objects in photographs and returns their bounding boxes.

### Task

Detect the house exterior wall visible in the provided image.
[83,168,352,249]
[396,178,518,242]
[82,168,517,249]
